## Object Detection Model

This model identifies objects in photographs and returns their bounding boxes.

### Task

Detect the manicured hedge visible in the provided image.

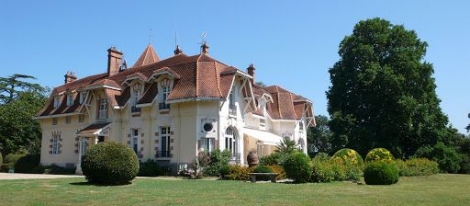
[282,152,312,183]
[364,161,399,185]
[365,148,395,163]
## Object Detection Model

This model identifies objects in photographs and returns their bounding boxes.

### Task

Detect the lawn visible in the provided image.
[0,174,468,206]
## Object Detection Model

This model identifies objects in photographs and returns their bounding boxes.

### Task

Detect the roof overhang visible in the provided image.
[243,127,283,146]
[76,122,112,137]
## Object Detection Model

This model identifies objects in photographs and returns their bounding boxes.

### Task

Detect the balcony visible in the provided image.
[131,105,141,113]
[159,103,170,110]
[156,150,171,158]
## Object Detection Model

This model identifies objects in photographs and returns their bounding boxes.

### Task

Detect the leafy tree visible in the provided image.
[0,74,45,104]
[326,18,449,158]
[307,115,333,157]
[0,74,48,156]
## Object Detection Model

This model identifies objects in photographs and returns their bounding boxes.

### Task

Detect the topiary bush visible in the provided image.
[364,161,399,185]
[14,154,40,173]
[332,148,364,168]
[81,142,139,185]
[365,148,395,163]
[282,152,312,183]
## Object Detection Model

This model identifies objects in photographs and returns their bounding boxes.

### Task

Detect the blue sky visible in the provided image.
[1,1,469,134]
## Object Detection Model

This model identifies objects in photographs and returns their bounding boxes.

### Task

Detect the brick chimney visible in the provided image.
[201,42,209,54]
[247,64,255,84]
[107,47,123,76]
[64,71,77,84]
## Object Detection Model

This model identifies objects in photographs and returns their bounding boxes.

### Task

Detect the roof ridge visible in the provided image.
[133,44,160,67]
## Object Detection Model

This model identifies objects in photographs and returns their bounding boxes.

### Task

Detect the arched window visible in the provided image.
[225,127,237,159]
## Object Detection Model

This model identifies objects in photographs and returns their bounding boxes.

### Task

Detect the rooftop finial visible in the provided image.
[174,45,183,55]
[200,32,209,54]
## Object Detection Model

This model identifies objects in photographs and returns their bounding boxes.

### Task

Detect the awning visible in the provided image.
[243,127,283,146]
[76,122,112,136]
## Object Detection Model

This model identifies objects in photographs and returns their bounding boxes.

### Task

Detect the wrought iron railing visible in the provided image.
[156,150,171,158]
[131,105,141,113]
[159,103,170,110]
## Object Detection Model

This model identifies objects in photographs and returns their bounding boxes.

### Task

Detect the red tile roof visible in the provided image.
[133,44,160,67]
[35,45,312,122]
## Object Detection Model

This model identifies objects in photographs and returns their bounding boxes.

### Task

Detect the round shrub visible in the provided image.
[253,165,273,181]
[365,148,395,163]
[364,161,399,185]
[14,154,40,173]
[82,142,139,185]
[282,152,312,183]
[332,148,364,168]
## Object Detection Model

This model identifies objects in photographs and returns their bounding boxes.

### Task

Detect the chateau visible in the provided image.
[34,42,315,173]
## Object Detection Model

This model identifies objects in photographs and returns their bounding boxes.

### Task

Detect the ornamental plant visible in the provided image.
[81,142,139,185]
[282,151,312,183]
[365,148,395,163]
[363,161,399,185]
[332,148,364,168]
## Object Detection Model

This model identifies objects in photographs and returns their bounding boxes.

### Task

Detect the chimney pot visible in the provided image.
[201,42,209,54]
[247,64,256,84]
[64,71,77,84]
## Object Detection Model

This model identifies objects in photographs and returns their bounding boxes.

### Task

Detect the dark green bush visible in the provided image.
[365,148,395,163]
[0,153,3,168]
[14,154,40,173]
[81,142,139,185]
[31,164,76,174]
[259,152,282,165]
[203,149,231,176]
[364,161,399,185]
[138,159,167,176]
[282,152,312,183]
[414,142,462,173]
[219,164,230,178]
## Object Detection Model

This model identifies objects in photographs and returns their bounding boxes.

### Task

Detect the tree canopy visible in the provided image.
[307,115,333,157]
[0,74,48,156]
[326,18,449,158]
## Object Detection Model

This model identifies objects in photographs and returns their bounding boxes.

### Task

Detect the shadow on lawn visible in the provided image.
[69,181,133,186]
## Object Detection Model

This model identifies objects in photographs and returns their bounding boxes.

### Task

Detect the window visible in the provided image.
[98,99,107,119]
[53,96,60,108]
[158,127,171,157]
[66,94,73,106]
[51,134,60,154]
[199,138,215,153]
[260,118,266,128]
[79,92,88,104]
[225,127,237,158]
[131,83,142,113]
[299,121,304,131]
[52,118,58,125]
[131,129,139,154]
[78,114,85,123]
[229,89,236,116]
[159,79,171,110]
[79,137,89,156]
[65,116,71,124]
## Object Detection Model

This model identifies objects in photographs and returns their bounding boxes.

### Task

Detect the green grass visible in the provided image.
[0,174,468,206]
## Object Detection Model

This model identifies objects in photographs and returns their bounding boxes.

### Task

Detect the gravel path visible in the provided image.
[0,173,83,180]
